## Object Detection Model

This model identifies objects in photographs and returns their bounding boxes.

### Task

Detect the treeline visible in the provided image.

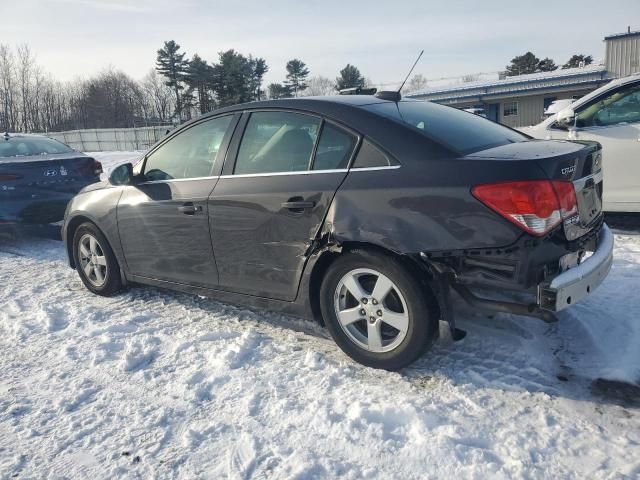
[0,39,373,133]
[0,38,596,133]
[153,40,369,120]
[505,52,594,76]
[0,44,175,132]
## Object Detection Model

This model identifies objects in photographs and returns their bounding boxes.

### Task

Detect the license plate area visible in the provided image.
[576,183,601,226]
[563,170,603,241]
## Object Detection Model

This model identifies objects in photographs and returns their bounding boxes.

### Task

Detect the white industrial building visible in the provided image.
[407,29,640,128]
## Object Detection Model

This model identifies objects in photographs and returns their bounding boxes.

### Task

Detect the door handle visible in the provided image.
[281,199,316,212]
[178,203,203,215]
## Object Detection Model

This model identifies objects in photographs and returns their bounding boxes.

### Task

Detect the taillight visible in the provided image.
[472,180,578,236]
[79,159,103,176]
[0,174,22,181]
[551,180,578,218]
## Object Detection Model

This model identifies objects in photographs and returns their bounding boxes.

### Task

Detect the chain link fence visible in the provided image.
[47,126,173,152]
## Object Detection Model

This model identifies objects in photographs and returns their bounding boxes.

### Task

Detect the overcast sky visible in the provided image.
[2,0,638,86]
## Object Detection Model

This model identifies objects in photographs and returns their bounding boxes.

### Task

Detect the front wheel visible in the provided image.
[319,250,437,370]
[72,222,122,296]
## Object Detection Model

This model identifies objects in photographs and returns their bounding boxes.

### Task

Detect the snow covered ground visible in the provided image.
[0,152,639,479]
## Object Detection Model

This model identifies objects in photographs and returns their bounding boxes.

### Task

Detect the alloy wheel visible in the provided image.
[333,268,409,353]
[78,233,108,288]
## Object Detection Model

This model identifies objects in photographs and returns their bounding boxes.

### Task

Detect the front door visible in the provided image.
[118,114,236,287]
[209,110,359,301]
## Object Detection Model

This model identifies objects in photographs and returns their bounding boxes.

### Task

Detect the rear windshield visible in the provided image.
[0,137,74,158]
[363,101,527,155]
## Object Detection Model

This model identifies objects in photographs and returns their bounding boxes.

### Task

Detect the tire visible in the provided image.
[319,249,437,370]
[72,222,122,296]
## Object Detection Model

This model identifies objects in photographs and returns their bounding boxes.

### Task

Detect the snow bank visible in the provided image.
[88,151,144,180]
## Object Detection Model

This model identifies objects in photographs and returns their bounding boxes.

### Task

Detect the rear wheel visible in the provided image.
[320,250,437,370]
[72,222,122,296]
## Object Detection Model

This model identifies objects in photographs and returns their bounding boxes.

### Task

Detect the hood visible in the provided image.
[79,179,111,194]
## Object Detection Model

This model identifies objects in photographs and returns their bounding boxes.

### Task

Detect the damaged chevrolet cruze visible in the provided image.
[62,93,613,369]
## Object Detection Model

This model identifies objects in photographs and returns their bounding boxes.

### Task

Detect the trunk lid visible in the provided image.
[0,154,101,194]
[466,139,603,241]
[533,140,603,241]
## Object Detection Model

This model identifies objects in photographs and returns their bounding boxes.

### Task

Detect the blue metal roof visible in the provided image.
[407,65,610,102]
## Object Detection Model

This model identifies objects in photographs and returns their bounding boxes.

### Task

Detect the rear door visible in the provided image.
[117,114,238,287]
[209,110,359,300]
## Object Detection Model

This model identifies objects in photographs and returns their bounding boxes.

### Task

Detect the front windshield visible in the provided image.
[364,101,527,155]
[0,137,74,158]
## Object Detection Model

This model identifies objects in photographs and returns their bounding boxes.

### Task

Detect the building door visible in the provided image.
[485,103,499,122]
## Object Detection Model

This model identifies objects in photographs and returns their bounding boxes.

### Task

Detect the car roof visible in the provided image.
[170,95,436,166]
[3,133,53,140]
[202,94,424,116]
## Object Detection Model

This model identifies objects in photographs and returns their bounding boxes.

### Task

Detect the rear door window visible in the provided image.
[0,137,74,158]
[352,140,392,168]
[312,123,358,170]
[234,111,321,174]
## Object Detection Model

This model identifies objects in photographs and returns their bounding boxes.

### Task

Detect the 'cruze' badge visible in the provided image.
[561,164,576,176]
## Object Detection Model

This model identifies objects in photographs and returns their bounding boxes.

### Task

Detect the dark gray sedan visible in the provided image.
[62,94,612,369]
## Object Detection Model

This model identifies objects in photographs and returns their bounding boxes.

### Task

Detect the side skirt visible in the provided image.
[126,274,312,320]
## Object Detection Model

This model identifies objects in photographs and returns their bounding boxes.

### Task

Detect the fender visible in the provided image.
[63,186,126,271]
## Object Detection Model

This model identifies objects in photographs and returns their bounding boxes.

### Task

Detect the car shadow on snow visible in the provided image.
[0,223,62,242]
[2,230,639,411]
[118,282,640,410]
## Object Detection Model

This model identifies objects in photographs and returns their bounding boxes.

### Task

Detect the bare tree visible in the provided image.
[405,74,428,94]
[0,44,18,131]
[142,69,174,123]
[302,76,335,96]
[461,73,480,83]
[17,44,36,131]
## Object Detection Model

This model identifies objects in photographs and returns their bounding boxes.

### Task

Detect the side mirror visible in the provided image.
[556,107,576,128]
[109,162,134,185]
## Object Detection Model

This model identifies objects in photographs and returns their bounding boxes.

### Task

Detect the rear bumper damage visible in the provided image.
[422,223,614,335]
[538,224,613,311]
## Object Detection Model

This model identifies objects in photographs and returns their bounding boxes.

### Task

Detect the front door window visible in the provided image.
[144,115,233,181]
[576,83,640,128]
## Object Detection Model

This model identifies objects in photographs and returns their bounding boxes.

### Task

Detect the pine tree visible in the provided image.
[537,57,558,72]
[156,40,190,120]
[210,50,267,107]
[185,54,214,114]
[505,52,540,76]
[562,54,593,69]
[284,59,310,97]
[335,64,365,91]
[267,83,292,99]
[248,56,268,101]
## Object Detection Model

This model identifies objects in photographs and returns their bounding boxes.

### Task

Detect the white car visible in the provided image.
[523,74,640,212]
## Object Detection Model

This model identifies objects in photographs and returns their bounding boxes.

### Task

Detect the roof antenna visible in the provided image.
[398,50,424,93]
[375,50,424,102]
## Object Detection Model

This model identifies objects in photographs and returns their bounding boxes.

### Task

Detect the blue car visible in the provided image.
[0,133,102,225]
